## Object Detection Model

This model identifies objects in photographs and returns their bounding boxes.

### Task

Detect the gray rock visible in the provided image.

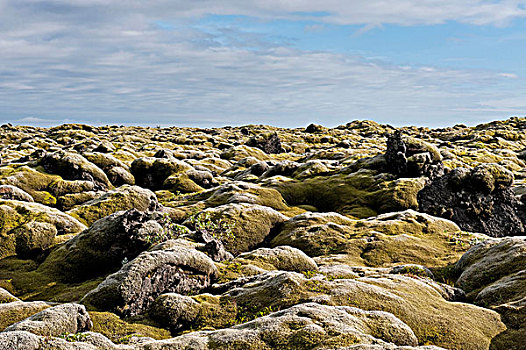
[38,209,165,281]
[0,185,34,202]
[81,247,218,317]
[4,303,92,337]
[39,151,111,190]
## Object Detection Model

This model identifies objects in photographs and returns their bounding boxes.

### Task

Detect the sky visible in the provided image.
[1,1,526,128]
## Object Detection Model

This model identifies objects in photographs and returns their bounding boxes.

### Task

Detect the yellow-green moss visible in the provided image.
[89,311,171,343]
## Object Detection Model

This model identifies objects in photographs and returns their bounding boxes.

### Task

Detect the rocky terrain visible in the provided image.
[0,118,525,349]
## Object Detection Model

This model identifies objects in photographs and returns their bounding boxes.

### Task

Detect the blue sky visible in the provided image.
[1,1,526,128]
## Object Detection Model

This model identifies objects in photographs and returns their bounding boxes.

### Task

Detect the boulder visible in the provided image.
[130,157,192,190]
[245,132,285,154]
[0,200,86,259]
[0,301,50,331]
[67,185,160,226]
[418,164,526,237]
[38,209,165,281]
[81,247,218,317]
[39,151,111,190]
[385,131,444,179]
[234,246,318,272]
[194,203,288,255]
[4,303,91,336]
[0,185,33,202]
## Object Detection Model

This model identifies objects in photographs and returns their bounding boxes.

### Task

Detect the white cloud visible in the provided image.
[0,0,524,127]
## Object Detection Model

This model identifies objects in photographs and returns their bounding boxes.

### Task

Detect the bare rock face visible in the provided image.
[245,132,285,154]
[81,247,218,317]
[4,303,92,337]
[385,131,444,179]
[418,164,526,237]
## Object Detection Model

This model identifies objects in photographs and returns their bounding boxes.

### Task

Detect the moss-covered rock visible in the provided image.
[38,209,164,281]
[194,203,288,255]
[0,200,86,259]
[89,311,170,344]
[4,303,92,337]
[67,185,159,226]
[234,246,318,273]
[81,247,218,317]
[130,157,193,190]
[39,150,112,190]
[0,301,50,331]
[270,169,423,218]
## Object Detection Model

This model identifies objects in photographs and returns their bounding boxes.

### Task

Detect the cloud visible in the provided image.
[0,1,525,128]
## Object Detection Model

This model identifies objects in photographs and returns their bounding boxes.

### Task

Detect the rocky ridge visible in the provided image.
[1,118,526,349]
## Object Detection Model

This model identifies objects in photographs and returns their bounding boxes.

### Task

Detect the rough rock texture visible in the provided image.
[81,247,218,317]
[4,303,92,336]
[137,303,439,350]
[38,209,165,281]
[418,164,526,237]
[234,245,318,272]
[0,185,34,202]
[39,151,112,191]
[245,132,285,154]
[385,131,445,179]
[0,301,50,331]
[455,237,526,349]
[196,203,288,255]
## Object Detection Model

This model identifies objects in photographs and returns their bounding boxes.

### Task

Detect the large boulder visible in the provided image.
[39,151,111,190]
[38,209,165,281]
[194,203,288,255]
[418,164,526,237]
[0,200,86,259]
[270,210,471,269]
[81,247,218,317]
[207,271,505,349]
[4,303,92,337]
[137,302,454,349]
[67,185,160,226]
[130,157,192,190]
[455,237,526,349]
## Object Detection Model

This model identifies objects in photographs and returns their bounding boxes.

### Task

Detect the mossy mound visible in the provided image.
[0,200,86,259]
[67,185,159,226]
[89,311,170,343]
[269,169,424,218]
[270,210,473,269]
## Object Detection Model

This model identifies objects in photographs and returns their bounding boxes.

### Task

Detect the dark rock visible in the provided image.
[39,151,111,190]
[38,209,165,281]
[385,131,444,179]
[130,157,192,190]
[245,132,285,154]
[304,123,325,133]
[418,164,526,237]
[193,229,234,262]
[81,247,218,317]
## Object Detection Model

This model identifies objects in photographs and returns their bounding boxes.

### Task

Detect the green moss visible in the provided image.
[0,256,103,302]
[89,311,171,343]
[0,302,50,331]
